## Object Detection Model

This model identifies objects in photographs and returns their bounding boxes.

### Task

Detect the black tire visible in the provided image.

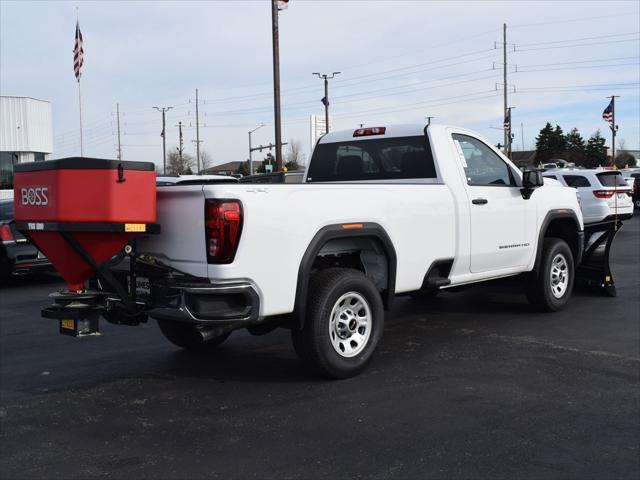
[526,238,574,312]
[157,320,230,352]
[291,268,384,379]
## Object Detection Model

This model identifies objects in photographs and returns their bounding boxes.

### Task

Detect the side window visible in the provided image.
[452,134,515,186]
[563,175,591,188]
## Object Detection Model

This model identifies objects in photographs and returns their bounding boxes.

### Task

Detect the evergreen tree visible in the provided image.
[584,130,607,168]
[549,125,567,158]
[565,128,586,166]
[236,160,251,176]
[535,123,555,163]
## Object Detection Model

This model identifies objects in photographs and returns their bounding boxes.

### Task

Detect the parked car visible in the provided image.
[621,168,640,209]
[0,199,52,281]
[239,170,305,184]
[155,174,238,186]
[543,169,633,223]
[541,162,558,170]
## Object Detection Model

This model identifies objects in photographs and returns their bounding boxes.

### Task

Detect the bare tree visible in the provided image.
[618,138,626,152]
[200,149,214,173]
[285,139,303,170]
[166,151,195,175]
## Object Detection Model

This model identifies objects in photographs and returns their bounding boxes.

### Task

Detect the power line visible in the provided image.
[517,31,639,47]
[517,37,639,52]
[516,62,639,73]
[516,56,638,68]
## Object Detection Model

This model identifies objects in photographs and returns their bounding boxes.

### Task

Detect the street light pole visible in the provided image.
[154,106,173,175]
[313,72,341,133]
[248,123,264,175]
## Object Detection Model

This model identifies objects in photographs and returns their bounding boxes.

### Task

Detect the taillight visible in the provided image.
[353,127,386,137]
[0,224,14,242]
[205,199,242,264]
[593,190,614,199]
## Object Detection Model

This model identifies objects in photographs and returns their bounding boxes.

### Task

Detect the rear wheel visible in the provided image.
[292,268,384,379]
[157,320,230,351]
[526,238,574,311]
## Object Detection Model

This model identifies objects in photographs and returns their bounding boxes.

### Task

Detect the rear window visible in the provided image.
[306,135,436,182]
[596,172,627,187]
[0,201,13,222]
[562,175,591,188]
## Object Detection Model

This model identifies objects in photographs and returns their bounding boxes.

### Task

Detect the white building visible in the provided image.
[1,96,53,193]
[309,114,332,153]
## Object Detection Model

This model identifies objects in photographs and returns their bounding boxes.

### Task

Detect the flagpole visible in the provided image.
[78,79,84,157]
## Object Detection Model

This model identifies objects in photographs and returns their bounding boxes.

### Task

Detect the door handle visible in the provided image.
[472,198,488,205]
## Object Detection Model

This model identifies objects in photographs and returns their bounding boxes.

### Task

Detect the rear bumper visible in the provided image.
[1,243,52,275]
[147,281,260,325]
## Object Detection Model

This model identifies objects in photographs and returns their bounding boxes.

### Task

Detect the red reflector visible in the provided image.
[353,127,386,137]
[0,224,14,242]
[205,200,243,264]
[593,190,615,199]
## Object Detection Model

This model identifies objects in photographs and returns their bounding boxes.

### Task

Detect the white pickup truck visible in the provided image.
[101,123,583,378]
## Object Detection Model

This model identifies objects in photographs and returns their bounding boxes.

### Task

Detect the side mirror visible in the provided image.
[521,169,543,199]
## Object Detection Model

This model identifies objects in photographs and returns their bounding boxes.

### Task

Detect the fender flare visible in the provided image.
[534,209,583,272]
[293,222,397,330]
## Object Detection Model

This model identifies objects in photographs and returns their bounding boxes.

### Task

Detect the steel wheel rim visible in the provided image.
[329,291,372,358]
[550,253,569,299]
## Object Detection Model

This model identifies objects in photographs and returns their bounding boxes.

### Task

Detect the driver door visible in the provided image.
[452,134,534,273]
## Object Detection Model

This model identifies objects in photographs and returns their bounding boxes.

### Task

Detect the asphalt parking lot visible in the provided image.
[1,217,638,480]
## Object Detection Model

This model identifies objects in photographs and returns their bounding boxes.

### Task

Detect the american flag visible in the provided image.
[503,109,511,130]
[602,99,613,124]
[73,20,84,81]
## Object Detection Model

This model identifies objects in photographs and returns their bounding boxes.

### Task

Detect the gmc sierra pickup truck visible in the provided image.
[95,123,582,378]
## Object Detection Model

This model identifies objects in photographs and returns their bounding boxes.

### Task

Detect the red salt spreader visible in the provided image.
[13,158,159,336]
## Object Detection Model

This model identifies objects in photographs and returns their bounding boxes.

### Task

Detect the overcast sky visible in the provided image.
[1,0,638,168]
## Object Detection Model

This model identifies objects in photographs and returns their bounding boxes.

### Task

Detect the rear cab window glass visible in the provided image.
[562,175,591,188]
[306,135,436,182]
[0,201,13,221]
[596,172,627,187]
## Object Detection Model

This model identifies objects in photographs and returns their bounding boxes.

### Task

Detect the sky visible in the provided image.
[1,0,639,170]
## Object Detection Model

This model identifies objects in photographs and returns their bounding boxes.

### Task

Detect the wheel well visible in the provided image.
[543,217,580,262]
[293,224,397,330]
[311,236,389,293]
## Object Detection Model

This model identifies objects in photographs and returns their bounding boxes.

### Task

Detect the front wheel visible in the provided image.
[292,268,384,379]
[526,238,574,312]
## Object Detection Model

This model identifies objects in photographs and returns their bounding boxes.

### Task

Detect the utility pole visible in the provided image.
[607,95,620,164]
[503,22,508,154]
[176,121,184,166]
[506,106,515,159]
[195,88,201,174]
[248,123,265,176]
[116,103,122,160]
[153,106,173,175]
[271,0,283,171]
[313,72,341,134]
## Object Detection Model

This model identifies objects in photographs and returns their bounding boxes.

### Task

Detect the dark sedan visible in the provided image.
[0,199,53,281]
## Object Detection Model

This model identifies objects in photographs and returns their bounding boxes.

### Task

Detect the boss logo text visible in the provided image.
[20,187,49,206]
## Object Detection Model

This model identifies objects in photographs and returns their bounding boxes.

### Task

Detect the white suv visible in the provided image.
[543,169,633,223]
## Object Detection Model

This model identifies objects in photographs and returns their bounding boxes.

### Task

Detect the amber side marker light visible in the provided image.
[341,223,364,229]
